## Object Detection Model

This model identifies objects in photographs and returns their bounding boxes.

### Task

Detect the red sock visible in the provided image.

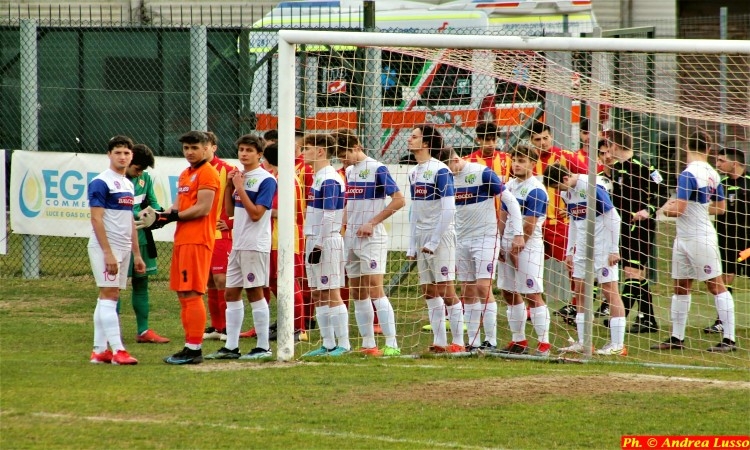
[293,279,305,330]
[180,296,206,345]
[207,288,220,329]
[216,289,226,331]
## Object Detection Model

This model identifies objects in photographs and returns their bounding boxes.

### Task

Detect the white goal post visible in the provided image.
[274,30,750,362]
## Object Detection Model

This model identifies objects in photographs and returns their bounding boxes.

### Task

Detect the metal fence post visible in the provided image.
[360,1,382,157]
[190,25,208,131]
[20,19,40,279]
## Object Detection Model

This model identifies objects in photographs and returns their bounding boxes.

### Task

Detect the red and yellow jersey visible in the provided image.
[573,148,603,175]
[209,156,234,240]
[270,175,304,255]
[533,147,574,228]
[464,149,512,182]
[294,155,314,220]
[175,161,220,247]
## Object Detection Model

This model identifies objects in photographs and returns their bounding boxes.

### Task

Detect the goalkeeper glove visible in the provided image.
[134,206,157,230]
[150,210,180,230]
[307,247,322,264]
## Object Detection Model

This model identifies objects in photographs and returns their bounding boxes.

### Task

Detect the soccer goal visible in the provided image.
[274,29,749,368]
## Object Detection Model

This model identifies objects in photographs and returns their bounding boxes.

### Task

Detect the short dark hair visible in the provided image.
[107,135,134,152]
[295,129,305,139]
[414,124,446,160]
[687,130,711,153]
[303,133,336,158]
[235,134,265,152]
[263,142,279,167]
[131,144,155,169]
[263,129,278,141]
[475,122,498,140]
[598,139,609,150]
[331,129,360,154]
[530,121,551,136]
[542,162,571,187]
[205,131,218,146]
[511,143,538,162]
[719,147,746,164]
[609,130,631,150]
[579,118,590,133]
[178,130,210,145]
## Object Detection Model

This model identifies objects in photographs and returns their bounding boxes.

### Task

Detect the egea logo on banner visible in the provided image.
[19,168,99,218]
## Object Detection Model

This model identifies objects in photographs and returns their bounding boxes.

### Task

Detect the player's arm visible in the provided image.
[499,189,524,255]
[224,182,235,218]
[424,169,456,253]
[130,218,146,274]
[709,181,726,216]
[522,187,547,243]
[660,171,693,217]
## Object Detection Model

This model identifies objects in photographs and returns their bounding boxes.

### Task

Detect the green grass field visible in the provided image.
[1,221,750,449]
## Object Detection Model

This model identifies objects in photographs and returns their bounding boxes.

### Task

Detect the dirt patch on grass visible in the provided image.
[364,373,750,405]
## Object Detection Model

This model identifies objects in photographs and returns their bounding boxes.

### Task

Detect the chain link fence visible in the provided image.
[2,8,748,279]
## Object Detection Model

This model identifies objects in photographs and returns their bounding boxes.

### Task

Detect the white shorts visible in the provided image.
[456,235,500,282]
[572,256,619,284]
[226,250,270,289]
[89,246,131,289]
[497,241,544,294]
[344,233,388,277]
[671,236,722,282]
[306,236,345,290]
[416,232,456,285]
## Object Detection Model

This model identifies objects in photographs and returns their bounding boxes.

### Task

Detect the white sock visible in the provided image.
[316,305,335,349]
[93,299,108,353]
[354,299,376,348]
[714,291,736,342]
[530,305,550,344]
[447,302,464,346]
[463,302,483,348]
[609,316,626,346]
[482,302,498,346]
[575,313,585,345]
[507,303,526,343]
[251,299,271,350]
[224,300,244,351]
[98,300,124,352]
[426,297,447,346]
[330,304,351,350]
[373,297,397,348]
[671,294,691,340]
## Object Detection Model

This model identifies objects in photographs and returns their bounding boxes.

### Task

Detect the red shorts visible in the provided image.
[210,238,232,274]
[170,244,212,294]
[543,223,569,261]
[270,250,305,280]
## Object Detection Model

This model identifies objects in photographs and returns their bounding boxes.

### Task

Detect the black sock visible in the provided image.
[637,279,656,323]
[621,279,638,319]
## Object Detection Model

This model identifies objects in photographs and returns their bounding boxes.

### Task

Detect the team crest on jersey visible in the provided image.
[247,273,255,283]
[464,173,476,184]
[422,170,434,180]
[191,174,197,182]
[440,266,449,277]
[246,178,258,188]
[578,190,586,199]
[601,268,609,277]
[520,188,528,196]
[486,263,493,273]
[526,278,534,288]
[358,169,370,179]
[138,179,145,188]
[370,260,377,269]
[320,275,329,285]
[704,265,712,274]
[114,180,121,189]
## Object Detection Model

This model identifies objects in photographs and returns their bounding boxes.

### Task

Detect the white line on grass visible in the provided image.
[30,412,503,450]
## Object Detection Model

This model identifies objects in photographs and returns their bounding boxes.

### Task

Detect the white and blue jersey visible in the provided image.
[562,177,620,256]
[504,176,548,249]
[87,169,135,250]
[305,165,345,246]
[233,167,277,252]
[675,161,724,240]
[454,162,503,240]
[409,158,455,233]
[345,156,400,238]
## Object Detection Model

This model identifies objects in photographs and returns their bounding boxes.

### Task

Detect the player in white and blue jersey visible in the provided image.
[544,162,627,356]
[407,125,464,354]
[497,144,552,356]
[301,134,350,357]
[447,149,524,352]
[654,131,736,352]
[207,135,277,361]
[88,135,144,366]
[335,129,405,357]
